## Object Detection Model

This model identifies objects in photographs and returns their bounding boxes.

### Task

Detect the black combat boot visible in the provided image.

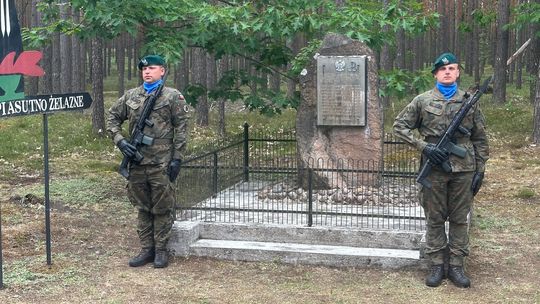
[128,247,155,267]
[425,264,445,287]
[153,249,169,268]
[448,265,471,288]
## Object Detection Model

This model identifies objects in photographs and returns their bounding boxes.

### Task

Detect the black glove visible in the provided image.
[422,143,448,165]
[167,159,182,182]
[471,171,484,196]
[117,139,137,158]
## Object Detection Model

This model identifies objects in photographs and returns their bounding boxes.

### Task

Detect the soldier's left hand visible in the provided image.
[167,159,182,182]
[471,171,484,196]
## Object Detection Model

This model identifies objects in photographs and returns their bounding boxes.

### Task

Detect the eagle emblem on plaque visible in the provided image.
[335,59,346,72]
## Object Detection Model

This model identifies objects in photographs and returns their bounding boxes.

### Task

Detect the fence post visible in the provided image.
[243,122,249,182]
[212,152,218,196]
[307,168,313,227]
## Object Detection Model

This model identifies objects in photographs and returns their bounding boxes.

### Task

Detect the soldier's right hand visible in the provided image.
[117,139,137,158]
[423,143,448,165]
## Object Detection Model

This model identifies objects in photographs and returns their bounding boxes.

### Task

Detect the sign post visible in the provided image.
[43,113,51,265]
[0,1,93,288]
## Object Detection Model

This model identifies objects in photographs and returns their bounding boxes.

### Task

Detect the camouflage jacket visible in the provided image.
[106,85,188,165]
[393,87,489,172]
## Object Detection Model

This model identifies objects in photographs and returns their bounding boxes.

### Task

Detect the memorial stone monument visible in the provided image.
[296,33,383,188]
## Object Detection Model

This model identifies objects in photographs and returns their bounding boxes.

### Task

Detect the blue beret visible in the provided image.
[138,55,166,70]
[432,52,458,74]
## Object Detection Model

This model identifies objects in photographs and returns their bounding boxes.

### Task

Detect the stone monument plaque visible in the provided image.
[316,55,367,126]
[297,34,382,188]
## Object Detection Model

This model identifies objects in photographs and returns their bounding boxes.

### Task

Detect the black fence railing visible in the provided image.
[175,124,423,230]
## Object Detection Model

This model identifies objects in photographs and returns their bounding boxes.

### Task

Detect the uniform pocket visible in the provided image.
[152,100,172,128]
[126,99,141,111]
[424,105,443,116]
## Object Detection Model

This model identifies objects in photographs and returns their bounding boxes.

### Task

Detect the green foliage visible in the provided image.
[471,8,496,27]
[21,1,76,49]
[22,0,439,113]
[508,2,540,36]
[379,68,433,100]
[289,39,321,77]
[207,70,248,103]
[183,84,207,107]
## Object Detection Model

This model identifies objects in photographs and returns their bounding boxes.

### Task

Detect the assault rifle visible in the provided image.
[118,73,168,179]
[416,76,492,188]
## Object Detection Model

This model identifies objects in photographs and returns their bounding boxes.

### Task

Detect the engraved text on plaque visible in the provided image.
[316,56,368,126]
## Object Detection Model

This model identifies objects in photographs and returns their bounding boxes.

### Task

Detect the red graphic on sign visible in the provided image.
[0,51,44,76]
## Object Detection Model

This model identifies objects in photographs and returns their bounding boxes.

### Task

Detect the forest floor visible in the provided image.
[0,143,538,304]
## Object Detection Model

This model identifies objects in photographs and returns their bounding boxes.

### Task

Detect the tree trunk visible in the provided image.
[27,0,39,95]
[127,35,133,81]
[59,1,72,93]
[87,39,93,84]
[454,0,463,60]
[472,0,481,83]
[395,29,405,69]
[286,34,304,99]
[91,37,105,136]
[193,47,208,126]
[175,48,190,91]
[529,20,540,104]
[270,69,281,92]
[447,0,456,53]
[71,9,83,92]
[217,56,230,137]
[516,22,526,89]
[116,35,126,97]
[533,63,540,144]
[52,32,61,93]
[492,0,510,104]
[207,52,217,94]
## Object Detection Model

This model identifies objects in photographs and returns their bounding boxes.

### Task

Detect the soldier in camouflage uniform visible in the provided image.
[393,52,489,288]
[107,55,188,268]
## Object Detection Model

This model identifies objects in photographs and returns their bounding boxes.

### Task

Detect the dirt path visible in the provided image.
[0,145,538,304]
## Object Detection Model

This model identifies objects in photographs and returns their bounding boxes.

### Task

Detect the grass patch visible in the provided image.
[14,174,126,207]
[473,214,520,231]
[515,187,536,199]
[4,255,85,287]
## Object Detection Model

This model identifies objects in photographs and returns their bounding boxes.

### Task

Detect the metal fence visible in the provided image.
[175,124,424,230]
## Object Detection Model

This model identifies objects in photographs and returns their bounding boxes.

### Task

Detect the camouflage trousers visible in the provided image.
[420,169,474,267]
[127,163,175,250]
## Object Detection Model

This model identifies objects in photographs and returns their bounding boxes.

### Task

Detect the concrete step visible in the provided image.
[190,239,425,269]
[197,222,424,250]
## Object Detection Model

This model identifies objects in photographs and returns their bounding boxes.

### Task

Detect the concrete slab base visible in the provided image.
[169,221,427,269]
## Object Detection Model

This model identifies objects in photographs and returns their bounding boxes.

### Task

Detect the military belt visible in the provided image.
[153,138,173,145]
[425,136,470,144]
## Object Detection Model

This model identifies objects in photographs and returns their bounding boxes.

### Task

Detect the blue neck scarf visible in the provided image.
[143,79,163,94]
[436,82,457,100]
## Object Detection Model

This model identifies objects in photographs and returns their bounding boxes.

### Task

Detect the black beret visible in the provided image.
[432,52,458,74]
[138,55,165,70]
